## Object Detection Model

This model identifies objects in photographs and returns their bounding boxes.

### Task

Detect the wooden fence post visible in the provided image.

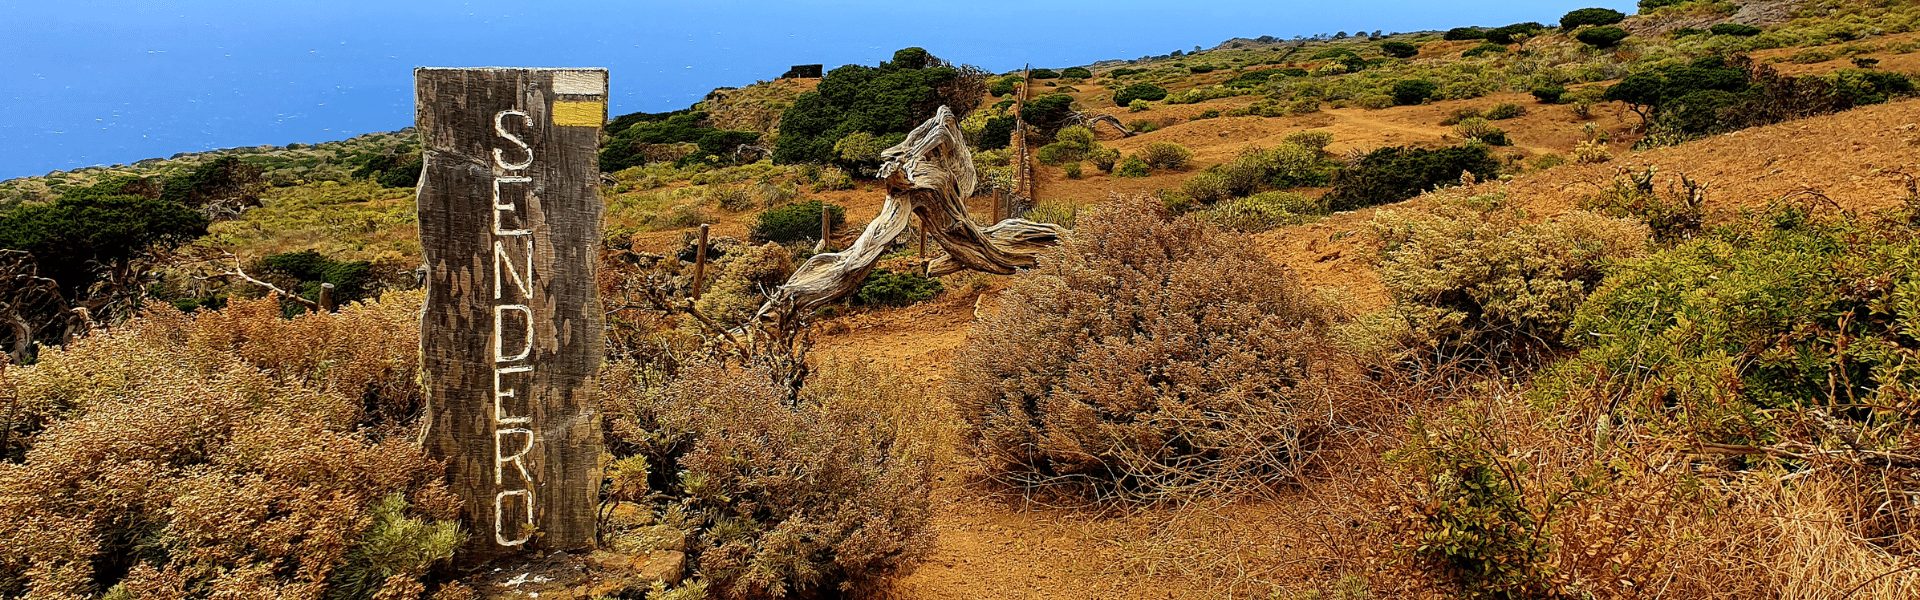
[415,67,607,564]
[691,223,710,299]
[318,282,336,312]
[820,205,833,251]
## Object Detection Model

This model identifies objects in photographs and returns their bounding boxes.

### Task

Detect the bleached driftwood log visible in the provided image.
[751,106,1066,321]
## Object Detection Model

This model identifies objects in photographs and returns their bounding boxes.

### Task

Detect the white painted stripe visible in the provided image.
[552,70,606,96]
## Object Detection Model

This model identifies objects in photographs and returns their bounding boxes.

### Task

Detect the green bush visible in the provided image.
[1560,7,1626,29]
[1392,79,1440,105]
[1444,27,1488,41]
[1285,130,1334,151]
[855,269,944,306]
[977,115,1016,150]
[0,185,208,298]
[1188,64,1218,74]
[1381,41,1420,59]
[1462,43,1509,58]
[1484,22,1546,45]
[750,199,845,243]
[1324,145,1501,211]
[1137,142,1194,170]
[1030,68,1060,79]
[1579,168,1705,243]
[1575,26,1630,48]
[1709,23,1763,37]
[1200,191,1327,232]
[1453,118,1511,146]
[1089,147,1121,172]
[1366,199,1649,368]
[1115,155,1150,177]
[1020,94,1077,138]
[1531,84,1567,104]
[1036,125,1098,165]
[1061,66,1093,78]
[772,48,986,164]
[1113,82,1170,106]
[1193,109,1222,120]
[258,249,376,306]
[1483,103,1526,120]
[1395,402,1561,598]
[1567,206,1920,439]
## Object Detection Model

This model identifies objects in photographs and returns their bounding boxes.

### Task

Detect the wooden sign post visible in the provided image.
[415,67,607,562]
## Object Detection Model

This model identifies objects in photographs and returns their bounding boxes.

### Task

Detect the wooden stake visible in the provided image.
[820,205,833,251]
[318,282,335,312]
[415,67,607,563]
[691,223,710,299]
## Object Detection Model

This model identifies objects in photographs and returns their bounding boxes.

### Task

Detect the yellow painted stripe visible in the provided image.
[551,100,605,127]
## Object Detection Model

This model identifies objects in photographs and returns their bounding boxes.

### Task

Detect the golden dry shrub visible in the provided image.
[950,195,1326,502]
[691,241,794,329]
[0,294,460,599]
[601,360,937,599]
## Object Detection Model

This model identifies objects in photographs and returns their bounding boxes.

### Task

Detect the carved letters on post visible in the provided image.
[415,67,607,563]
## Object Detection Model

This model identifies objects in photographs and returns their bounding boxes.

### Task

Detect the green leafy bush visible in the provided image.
[1484,22,1546,45]
[1020,94,1077,138]
[978,115,1016,150]
[1284,130,1334,151]
[1531,84,1567,104]
[951,196,1326,501]
[1392,79,1439,105]
[1115,155,1150,177]
[1567,205,1920,435]
[1137,142,1194,170]
[258,249,375,306]
[1575,26,1630,48]
[1453,118,1511,146]
[1709,23,1763,37]
[1030,68,1060,79]
[855,269,944,306]
[772,48,986,164]
[1089,147,1121,172]
[1061,66,1093,78]
[1324,145,1500,211]
[1381,41,1420,59]
[1462,43,1509,58]
[750,199,845,243]
[1395,402,1562,598]
[0,183,209,297]
[1560,7,1626,29]
[1113,82,1170,106]
[1063,162,1083,179]
[989,76,1019,97]
[1445,27,1488,41]
[1482,103,1526,120]
[1036,125,1099,165]
[1579,168,1705,243]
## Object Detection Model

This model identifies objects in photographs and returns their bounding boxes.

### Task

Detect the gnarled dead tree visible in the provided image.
[751,106,1066,322]
[0,251,86,363]
[1076,112,1136,138]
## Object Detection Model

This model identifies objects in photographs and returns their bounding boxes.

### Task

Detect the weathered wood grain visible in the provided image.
[414,67,606,565]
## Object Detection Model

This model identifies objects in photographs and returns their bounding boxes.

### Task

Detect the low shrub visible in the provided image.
[602,360,937,599]
[952,196,1326,501]
[1089,147,1121,172]
[1061,66,1092,78]
[1138,142,1194,170]
[1030,68,1060,79]
[707,184,755,211]
[1709,23,1762,37]
[1200,191,1327,232]
[1579,168,1706,243]
[1483,103,1526,120]
[1115,155,1150,177]
[1567,205,1920,440]
[750,199,845,244]
[1113,82,1170,106]
[1393,79,1439,105]
[1444,27,1488,41]
[1128,99,1150,112]
[1453,118,1511,146]
[693,242,795,328]
[1363,199,1649,369]
[1462,44,1509,58]
[855,269,944,306]
[1575,26,1630,48]
[1325,144,1501,211]
[1381,41,1420,59]
[1485,22,1546,45]
[1284,130,1334,152]
[1560,7,1626,29]
[0,294,460,597]
[1531,84,1567,104]
[977,115,1016,151]
[1063,161,1083,179]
